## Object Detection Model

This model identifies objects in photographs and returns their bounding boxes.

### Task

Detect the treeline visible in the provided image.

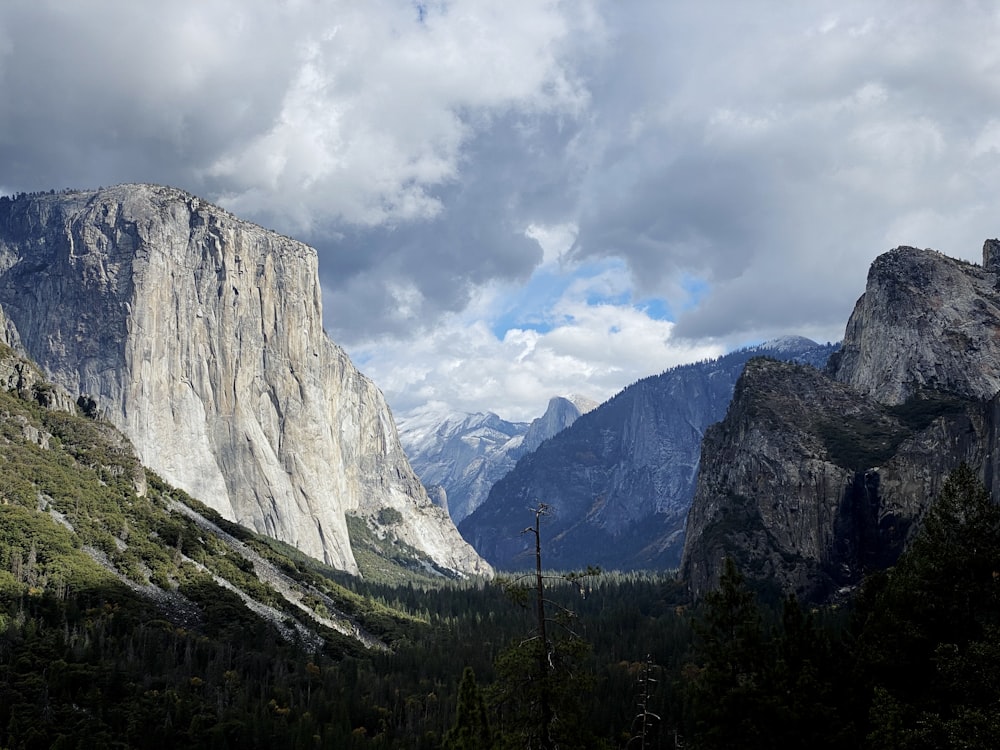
[3,432,999,748]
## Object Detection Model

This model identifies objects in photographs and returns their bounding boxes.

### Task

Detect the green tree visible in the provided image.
[683,557,773,750]
[769,595,851,748]
[442,667,493,750]
[489,504,601,750]
[852,463,1000,749]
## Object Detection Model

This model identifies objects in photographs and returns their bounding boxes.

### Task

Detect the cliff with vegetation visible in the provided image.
[0,185,488,578]
[460,338,836,571]
[682,242,1000,600]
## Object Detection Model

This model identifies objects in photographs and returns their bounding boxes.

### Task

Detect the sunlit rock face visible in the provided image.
[682,242,1000,601]
[0,185,489,578]
[830,244,1000,404]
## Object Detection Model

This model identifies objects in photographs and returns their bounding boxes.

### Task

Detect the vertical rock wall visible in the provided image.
[0,185,489,577]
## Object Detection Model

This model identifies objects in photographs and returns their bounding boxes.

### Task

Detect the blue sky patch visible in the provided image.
[490,258,703,339]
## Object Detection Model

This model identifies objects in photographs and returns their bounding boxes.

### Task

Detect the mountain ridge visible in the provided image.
[681,241,1000,600]
[398,394,596,523]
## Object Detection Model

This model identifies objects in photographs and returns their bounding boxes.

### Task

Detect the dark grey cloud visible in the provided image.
[4,1,1000,417]
[561,2,1000,340]
[312,111,583,342]
[0,2,297,193]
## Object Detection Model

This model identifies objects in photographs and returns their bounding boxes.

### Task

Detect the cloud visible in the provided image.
[5,1,1000,418]
[353,265,725,422]
[559,1,1000,342]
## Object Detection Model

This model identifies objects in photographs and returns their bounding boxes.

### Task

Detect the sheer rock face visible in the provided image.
[680,358,986,600]
[520,396,598,456]
[0,185,489,578]
[830,245,1000,404]
[683,243,1000,601]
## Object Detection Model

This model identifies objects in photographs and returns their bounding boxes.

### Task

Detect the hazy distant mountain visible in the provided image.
[399,395,598,522]
[459,337,839,571]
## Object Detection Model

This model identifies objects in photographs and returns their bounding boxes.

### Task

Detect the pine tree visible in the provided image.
[442,667,493,750]
[683,557,772,750]
[853,464,1000,749]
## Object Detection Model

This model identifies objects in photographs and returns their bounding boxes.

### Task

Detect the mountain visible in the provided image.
[0,185,488,578]
[459,337,838,571]
[521,394,599,455]
[681,242,1000,600]
[398,394,596,523]
[398,408,527,522]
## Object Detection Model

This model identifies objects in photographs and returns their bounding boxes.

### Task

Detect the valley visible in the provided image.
[1,186,999,747]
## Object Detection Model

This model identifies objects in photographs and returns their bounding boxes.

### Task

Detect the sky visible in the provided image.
[3,1,1000,422]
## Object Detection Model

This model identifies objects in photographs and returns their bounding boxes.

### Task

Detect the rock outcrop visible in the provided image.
[829,246,1000,404]
[680,358,982,600]
[0,185,489,578]
[520,395,598,456]
[459,338,837,571]
[682,243,1000,600]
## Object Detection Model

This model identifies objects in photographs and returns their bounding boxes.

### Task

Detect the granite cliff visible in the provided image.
[0,185,489,578]
[682,242,1000,600]
[460,338,836,571]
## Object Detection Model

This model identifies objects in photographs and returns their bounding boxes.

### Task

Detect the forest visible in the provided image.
[2,463,998,748]
[1,356,999,748]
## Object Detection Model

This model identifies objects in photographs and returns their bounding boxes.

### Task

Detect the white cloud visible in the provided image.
[353,269,724,422]
[525,222,578,266]
[200,0,590,232]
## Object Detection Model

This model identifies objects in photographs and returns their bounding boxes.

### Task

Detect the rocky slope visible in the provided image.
[0,185,488,578]
[398,409,528,522]
[682,242,1000,600]
[459,338,837,571]
[399,395,596,523]
[0,337,408,652]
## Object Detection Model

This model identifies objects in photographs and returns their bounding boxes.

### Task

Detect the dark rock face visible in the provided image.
[459,338,837,572]
[683,243,1000,600]
[680,358,984,600]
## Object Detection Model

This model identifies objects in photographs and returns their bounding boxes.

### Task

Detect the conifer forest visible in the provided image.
[3,462,999,748]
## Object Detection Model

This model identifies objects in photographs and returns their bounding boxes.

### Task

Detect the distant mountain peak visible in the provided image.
[752,335,821,352]
[399,394,594,524]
